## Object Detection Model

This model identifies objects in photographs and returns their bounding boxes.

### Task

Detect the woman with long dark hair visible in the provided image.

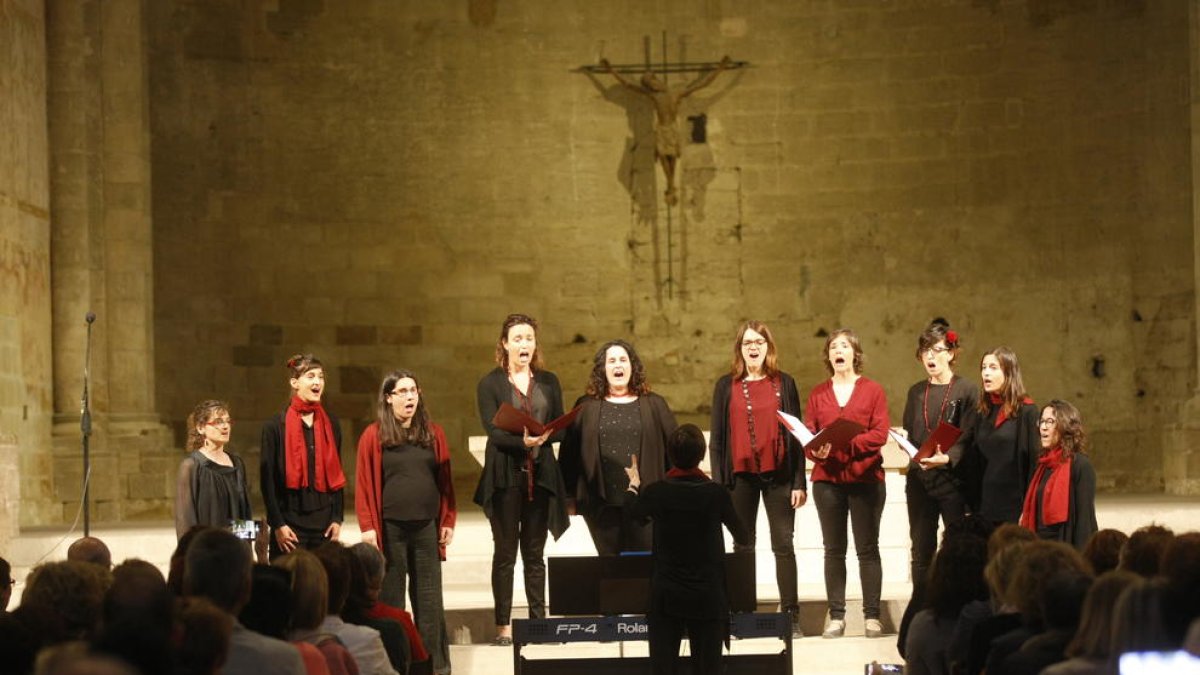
[1019,400,1098,549]
[356,369,455,674]
[472,313,570,645]
[969,347,1039,525]
[708,320,806,634]
[804,328,890,639]
[175,399,252,539]
[261,354,346,560]
[561,339,677,555]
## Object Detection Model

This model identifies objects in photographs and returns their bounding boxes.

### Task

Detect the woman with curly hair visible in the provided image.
[175,400,252,539]
[1019,400,1098,549]
[561,339,677,555]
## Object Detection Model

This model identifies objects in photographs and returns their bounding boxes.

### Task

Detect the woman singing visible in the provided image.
[261,354,346,560]
[472,313,570,645]
[970,347,1039,525]
[356,369,455,674]
[1019,400,1098,549]
[175,399,252,539]
[805,328,890,639]
[561,339,677,555]
[897,319,979,650]
[708,320,806,634]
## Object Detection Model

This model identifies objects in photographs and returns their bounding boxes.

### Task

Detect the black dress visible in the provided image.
[175,450,252,538]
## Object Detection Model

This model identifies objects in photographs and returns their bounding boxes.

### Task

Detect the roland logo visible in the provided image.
[617,620,648,635]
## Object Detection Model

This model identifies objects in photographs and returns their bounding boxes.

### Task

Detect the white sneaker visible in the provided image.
[822,619,845,639]
[865,618,883,638]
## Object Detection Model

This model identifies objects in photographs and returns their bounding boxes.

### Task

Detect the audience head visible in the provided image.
[1065,570,1139,660]
[985,541,1030,611]
[312,542,351,616]
[1083,528,1129,576]
[1007,540,1093,629]
[349,542,386,602]
[21,559,111,643]
[1120,524,1175,577]
[942,513,994,546]
[926,532,990,619]
[1039,570,1093,632]
[67,536,112,570]
[1109,578,1177,667]
[341,545,376,624]
[239,564,294,640]
[987,522,1036,561]
[275,548,329,632]
[169,525,213,596]
[173,596,232,675]
[0,611,38,674]
[1162,532,1200,644]
[93,559,173,675]
[0,555,12,611]
[667,424,706,470]
[183,528,252,614]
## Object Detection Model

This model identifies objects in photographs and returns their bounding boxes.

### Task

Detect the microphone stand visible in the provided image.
[81,313,94,536]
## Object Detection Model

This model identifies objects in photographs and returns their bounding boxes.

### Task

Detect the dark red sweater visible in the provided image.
[803,377,890,484]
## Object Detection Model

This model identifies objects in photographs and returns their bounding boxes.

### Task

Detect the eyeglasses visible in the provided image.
[390,387,418,397]
[206,418,233,428]
[923,346,952,356]
[742,339,767,348]
[1037,418,1057,428]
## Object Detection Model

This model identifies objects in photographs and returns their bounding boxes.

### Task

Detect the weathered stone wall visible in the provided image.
[135,0,1193,522]
[0,0,53,531]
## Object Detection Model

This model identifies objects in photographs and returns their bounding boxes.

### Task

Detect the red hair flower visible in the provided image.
[945,330,958,346]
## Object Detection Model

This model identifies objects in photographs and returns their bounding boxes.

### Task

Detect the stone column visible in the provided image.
[47,0,174,523]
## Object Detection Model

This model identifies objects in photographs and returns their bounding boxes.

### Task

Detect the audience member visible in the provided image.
[997,569,1092,673]
[240,564,331,675]
[66,537,112,570]
[174,596,233,675]
[20,559,111,644]
[275,549,360,675]
[1043,570,1139,675]
[311,542,397,675]
[1162,531,1200,644]
[904,532,989,675]
[169,525,214,595]
[349,542,427,665]
[1,555,13,612]
[342,546,415,674]
[1108,578,1177,670]
[1081,528,1127,576]
[184,528,304,675]
[92,559,173,675]
[1119,524,1174,577]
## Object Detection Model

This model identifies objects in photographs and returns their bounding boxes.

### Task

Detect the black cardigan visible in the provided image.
[708,372,806,492]
[471,367,570,539]
[559,393,678,509]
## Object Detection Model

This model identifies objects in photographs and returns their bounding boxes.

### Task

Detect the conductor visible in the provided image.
[626,423,750,675]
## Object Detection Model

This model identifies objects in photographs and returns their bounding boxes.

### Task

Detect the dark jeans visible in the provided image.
[647,612,724,675]
[812,480,886,620]
[583,504,652,555]
[381,519,450,675]
[489,484,550,625]
[267,521,329,561]
[730,473,798,613]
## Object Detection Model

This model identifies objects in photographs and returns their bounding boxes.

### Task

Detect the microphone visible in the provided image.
[85,311,96,324]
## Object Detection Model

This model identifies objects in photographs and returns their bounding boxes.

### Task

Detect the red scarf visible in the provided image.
[989,393,1034,428]
[1020,446,1072,530]
[285,396,346,492]
[666,467,709,480]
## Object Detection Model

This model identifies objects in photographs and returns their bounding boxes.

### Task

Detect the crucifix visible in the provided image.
[584,39,747,206]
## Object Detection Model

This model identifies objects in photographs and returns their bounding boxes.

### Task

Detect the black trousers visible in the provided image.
[381,519,450,675]
[898,467,965,655]
[267,521,329,561]
[489,484,550,625]
[583,504,652,555]
[729,474,798,613]
[812,481,886,620]
[647,612,725,675]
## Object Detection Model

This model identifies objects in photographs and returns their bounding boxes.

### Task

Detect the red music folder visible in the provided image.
[803,417,866,459]
[916,422,962,462]
[491,402,581,437]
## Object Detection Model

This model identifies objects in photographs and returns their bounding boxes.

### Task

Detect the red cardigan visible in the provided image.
[355,421,457,560]
[803,377,890,484]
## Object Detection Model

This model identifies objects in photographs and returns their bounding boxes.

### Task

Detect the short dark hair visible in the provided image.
[312,542,350,615]
[668,424,706,470]
[183,529,251,613]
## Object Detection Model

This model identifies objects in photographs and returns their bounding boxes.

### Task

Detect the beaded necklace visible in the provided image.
[922,375,956,433]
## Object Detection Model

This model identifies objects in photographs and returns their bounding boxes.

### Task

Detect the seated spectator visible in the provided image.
[0,610,38,675]
[1162,531,1200,644]
[904,532,989,675]
[92,559,173,675]
[949,528,1034,675]
[311,542,397,675]
[999,570,1092,673]
[342,546,413,673]
[66,536,113,570]
[1043,570,1139,675]
[1081,528,1127,576]
[274,549,359,675]
[1108,578,1177,670]
[1,555,13,612]
[21,559,111,644]
[169,525,214,596]
[349,543,427,665]
[174,596,232,675]
[184,528,304,675]
[240,564,331,675]
[1119,524,1174,578]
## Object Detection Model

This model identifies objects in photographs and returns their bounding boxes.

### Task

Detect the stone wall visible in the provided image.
[131,0,1195,521]
[0,0,53,530]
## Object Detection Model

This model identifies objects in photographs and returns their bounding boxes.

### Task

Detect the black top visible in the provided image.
[175,450,252,538]
[472,367,570,540]
[1034,454,1098,550]
[381,443,440,522]
[260,411,345,530]
[628,476,751,620]
[901,377,980,498]
[598,401,642,507]
[970,402,1039,523]
[709,372,806,491]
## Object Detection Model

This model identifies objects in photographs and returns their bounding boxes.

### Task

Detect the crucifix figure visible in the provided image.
[600,55,734,206]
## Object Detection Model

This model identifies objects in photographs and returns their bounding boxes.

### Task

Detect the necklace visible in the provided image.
[922,375,956,432]
[741,376,782,474]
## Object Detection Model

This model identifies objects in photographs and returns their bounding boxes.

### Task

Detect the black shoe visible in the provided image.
[493,635,513,646]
